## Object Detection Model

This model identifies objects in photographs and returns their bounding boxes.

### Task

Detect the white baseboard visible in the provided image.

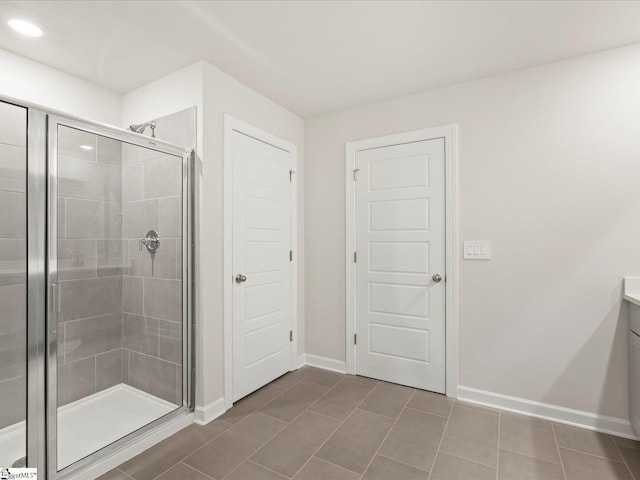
[194,397,226,425]
[297,354,306,369]
[458,385,639,440]
[303,354,346,374]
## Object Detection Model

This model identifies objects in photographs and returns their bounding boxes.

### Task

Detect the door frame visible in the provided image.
[345,125,459,398]
[223,115,298,409]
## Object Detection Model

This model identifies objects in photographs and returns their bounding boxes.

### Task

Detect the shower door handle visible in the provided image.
[235,274,247,283]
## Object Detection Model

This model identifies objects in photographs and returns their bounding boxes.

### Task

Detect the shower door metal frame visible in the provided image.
[46,114,194,480]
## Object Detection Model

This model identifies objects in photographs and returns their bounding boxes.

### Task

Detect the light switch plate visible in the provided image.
[464,240,491,259]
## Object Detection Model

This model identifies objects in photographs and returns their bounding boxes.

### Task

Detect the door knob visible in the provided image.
[235,274,247,283]
[432,274,442,283]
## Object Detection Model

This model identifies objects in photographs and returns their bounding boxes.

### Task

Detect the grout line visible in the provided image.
[221,411,301,479]
[612,437,638,480]
[376,452,429,473]
[174,462,216,480]
[288,374,381,478]
[114,468,136,480]
[498,446,562,466]
[432,450,498,470]
[299,457,363,479]
[426,386,453,480]
[348,381,412,476]
[551,424,568,480]
[245,459,289,478]
[556,445,627,463]
[147,420,233,480]
[403,405,450,420]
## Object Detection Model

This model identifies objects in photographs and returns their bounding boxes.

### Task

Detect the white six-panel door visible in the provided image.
[354,138,446,392]
[232,130,293,402]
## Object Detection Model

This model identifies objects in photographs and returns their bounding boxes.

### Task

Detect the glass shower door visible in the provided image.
[49,119,190,474]
[0,101,27,468]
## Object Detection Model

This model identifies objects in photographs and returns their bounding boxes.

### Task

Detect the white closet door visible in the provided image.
[355,138,446,392]
[232,131,292,401]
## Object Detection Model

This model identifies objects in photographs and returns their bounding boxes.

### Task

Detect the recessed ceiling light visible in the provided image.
[8,18,43,38]
[79,145,93,151]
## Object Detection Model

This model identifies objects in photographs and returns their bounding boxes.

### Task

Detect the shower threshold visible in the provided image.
[0,384,176,470]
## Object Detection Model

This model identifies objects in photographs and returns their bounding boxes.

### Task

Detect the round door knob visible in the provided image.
[235,274,247,283]
[432,274,442,283]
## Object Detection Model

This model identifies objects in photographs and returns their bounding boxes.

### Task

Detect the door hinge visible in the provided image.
[290,330,293,342]
[290,250,293,262]
[353,251,357,263]
[289,169,295,182]
[353,168,360,181]
[354,333,357,345]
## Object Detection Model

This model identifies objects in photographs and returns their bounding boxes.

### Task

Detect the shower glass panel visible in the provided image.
[53,123,185,471]
[0,101,27,468]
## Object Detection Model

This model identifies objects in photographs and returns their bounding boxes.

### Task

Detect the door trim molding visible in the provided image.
[345,125,459,398]
[223,114,298,409]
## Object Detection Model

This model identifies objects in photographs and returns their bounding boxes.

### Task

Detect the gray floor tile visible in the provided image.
[306,369,345,387]
[154,463,213,480]
[440,404,499,467]
[362,455,428,480]
[500,411,560,464]
[618,446,640,480]
[97,470,134,480]
[309,379,375,420]
[221,382,288,424]
[119,422,231,480]
[359,382,414,419]
[227,461,289,480]
[183,413,287,479]
[455,400,499,415]
[614,437,640,451]
[560,447,633,480]
[251,411,341,477]
[554,423,622,461]
[498,449,564,480]
[293,457,361,480]
[430,452,496,480]
[378,408,446,471]
[316,408,395,474]
[269,367,315,389]
[406,390,454,418]
[260,380,331,422]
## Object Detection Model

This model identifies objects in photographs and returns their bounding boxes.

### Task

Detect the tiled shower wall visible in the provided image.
[0,102,27,429]
[121,144,183,405]
[120,107,195,405]
[57,127,125,406]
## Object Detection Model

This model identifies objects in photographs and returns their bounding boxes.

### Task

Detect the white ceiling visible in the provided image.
[1,0,640,117]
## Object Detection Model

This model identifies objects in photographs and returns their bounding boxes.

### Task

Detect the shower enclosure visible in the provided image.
[0,99,194,479]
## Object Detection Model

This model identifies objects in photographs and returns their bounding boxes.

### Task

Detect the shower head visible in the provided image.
[129,120,156,138]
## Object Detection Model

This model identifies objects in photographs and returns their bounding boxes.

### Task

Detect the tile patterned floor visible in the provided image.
[99,366,640,480]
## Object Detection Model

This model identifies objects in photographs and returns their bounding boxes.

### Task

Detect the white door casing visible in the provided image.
[224,116,298,406]
[346,126,458,397]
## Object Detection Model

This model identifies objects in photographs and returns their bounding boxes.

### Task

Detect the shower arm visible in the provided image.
[129,120,156,138]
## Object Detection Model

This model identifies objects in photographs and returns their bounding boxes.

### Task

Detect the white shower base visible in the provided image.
[0,384,176,470]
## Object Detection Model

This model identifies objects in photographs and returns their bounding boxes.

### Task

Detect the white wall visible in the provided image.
[305,43,640,423]
[0,47,121,124]
[123,61,305,413]
[200,62,305,405]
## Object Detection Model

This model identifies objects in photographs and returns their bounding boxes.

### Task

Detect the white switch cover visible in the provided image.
[464,240,491,259]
